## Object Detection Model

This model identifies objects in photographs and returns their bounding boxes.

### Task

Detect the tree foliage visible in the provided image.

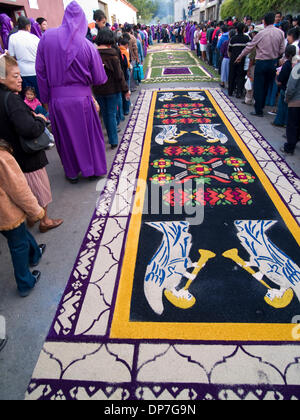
[221,0,300,21]
[130,0,159,23]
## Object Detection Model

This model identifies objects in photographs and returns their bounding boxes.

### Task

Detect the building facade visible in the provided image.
[174,0,188,22]
[95,0,137,25]
[0,0,137,28]
[65,0,137,25]
[0,0,64,27]
[191,0,224,22]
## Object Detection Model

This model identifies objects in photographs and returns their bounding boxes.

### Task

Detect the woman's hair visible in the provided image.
[229,29,236,39]
[280,20,291,37]
[285,44,297,59]
[293,15,300,26]
[288,27,300,41]
[0,139,13,154]
[93,9,106,22]
[237,22,246,34]
[119,36,129,46]
[95,28,115,46]
[0,54,18,79]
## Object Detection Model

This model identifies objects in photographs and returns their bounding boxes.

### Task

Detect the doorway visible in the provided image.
[0,3,26,25]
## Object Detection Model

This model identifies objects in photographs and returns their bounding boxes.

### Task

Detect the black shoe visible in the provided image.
[111,144,118,149]
[88,175,100,181]
[280,146,294,156]
[250,112,263,117]
[19,271,41,298]
[271,122,285,127]
[0,338,7,353]
[30,244,46,268]
[66,177,79,184]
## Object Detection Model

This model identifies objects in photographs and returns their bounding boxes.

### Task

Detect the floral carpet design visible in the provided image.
[25,89,300,401]
[144,50,220,84]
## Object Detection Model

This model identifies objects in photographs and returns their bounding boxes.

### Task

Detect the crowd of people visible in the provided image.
[0,1,151,298]
[152,13,300,156]
[0,1,299,299]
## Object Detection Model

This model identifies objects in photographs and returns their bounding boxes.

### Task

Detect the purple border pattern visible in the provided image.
[25,89,300,401]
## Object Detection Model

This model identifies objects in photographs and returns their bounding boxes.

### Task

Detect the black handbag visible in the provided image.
[19,131,50,154]
[4,91,49,154]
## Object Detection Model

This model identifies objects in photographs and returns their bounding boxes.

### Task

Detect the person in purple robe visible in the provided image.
[186,22,191,45]
[0,14,14,51]
[190,23,196,51]
[30,18,42,39]
[35,1,108,184]
[151,25,155,41]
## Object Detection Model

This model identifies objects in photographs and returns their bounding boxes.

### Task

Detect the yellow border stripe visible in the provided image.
[110,89,300,342]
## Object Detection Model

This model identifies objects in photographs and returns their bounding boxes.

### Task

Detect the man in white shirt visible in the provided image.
[8,16,40,99]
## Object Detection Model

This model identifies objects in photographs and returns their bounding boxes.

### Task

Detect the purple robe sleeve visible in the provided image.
[35,37,50,104]
[89,45,108,86]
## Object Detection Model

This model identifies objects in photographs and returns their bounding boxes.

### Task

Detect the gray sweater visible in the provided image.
[285,62,300,107]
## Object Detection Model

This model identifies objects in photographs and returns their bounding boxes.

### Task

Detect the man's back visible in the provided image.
[8,30,39,76]
[239,25,285,61]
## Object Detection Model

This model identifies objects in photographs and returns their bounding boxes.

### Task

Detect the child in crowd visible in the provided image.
[24,86,55,149]
[24,86,48,117]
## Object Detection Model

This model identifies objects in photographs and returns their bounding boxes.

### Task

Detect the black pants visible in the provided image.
[253,59,277,115]
[285,107,300,152]
[228,61,246,96]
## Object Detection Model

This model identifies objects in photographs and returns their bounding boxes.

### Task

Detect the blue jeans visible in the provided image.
[266,79,278,107]
[35,105,49,119]
[1,223,41,294]
[274,89,288,126]
[96,94,119,146]
[253,59,277,115]
[123,95,131,115]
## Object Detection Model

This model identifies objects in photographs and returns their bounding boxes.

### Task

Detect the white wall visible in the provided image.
[174,0,188,22]
[105,0,137,25]
[63,0,137,25]
[63,0,98,23]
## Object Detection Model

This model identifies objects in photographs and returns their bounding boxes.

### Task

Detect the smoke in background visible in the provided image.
[151,0,174,24]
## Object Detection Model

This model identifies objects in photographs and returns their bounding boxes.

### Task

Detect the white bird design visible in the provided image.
[186,92,206,101]
[158,93,177,102]
[144,222,194,315]
[155,125,187,145]
[198,124,228,144]
[235,220,300,302]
